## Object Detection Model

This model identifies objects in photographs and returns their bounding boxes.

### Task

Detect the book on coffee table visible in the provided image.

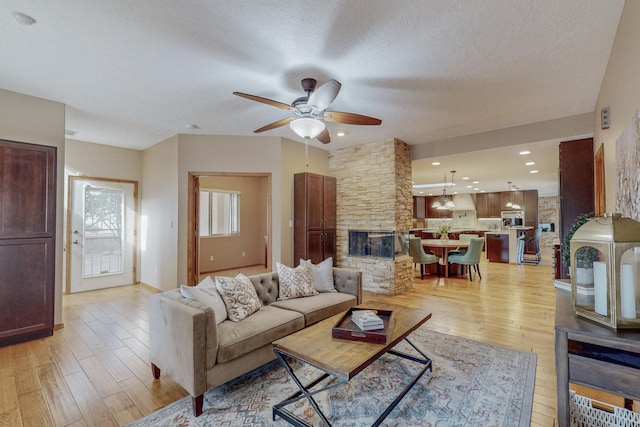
[332,308,394,343]
[351,309,384,330]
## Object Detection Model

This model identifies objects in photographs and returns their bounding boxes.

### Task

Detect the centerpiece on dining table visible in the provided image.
[433,223,451,240]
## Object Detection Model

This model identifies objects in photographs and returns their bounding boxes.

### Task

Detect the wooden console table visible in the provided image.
[555,290,640,426]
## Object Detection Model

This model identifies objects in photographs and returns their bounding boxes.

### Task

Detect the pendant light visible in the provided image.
[432,171,456,209]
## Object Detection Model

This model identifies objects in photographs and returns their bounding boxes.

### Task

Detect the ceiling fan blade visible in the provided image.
[254,117,293,133]
[316,128,331,144]
[324,111,382,125]
[233,92,295,111]
[308,79,341,111]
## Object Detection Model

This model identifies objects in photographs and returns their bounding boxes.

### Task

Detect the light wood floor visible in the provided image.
[1,249,575,426]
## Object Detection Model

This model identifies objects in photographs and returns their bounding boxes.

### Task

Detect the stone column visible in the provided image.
[329,138,413,294]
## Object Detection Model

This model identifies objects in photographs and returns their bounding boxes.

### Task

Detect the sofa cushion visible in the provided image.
[216,306,304,364]
[270,292,357,326]
[300,257,337,293]
[276,262,318,300]
[215,274,262,322]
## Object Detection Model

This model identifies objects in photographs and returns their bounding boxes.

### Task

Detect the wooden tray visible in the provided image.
[332,307,394,344]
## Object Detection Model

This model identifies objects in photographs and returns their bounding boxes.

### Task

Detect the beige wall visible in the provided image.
[141,136,180,291]
[594,1,640,212]
[64,139,144,283]
[0,89,66,325]
[198,175,268,272]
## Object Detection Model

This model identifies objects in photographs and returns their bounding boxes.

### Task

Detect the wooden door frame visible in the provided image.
[65,176,139,294]
[594,144,605,216]
[187,172,272,285]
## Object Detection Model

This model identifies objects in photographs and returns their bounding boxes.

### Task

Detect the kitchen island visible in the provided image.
[485,226,533,263]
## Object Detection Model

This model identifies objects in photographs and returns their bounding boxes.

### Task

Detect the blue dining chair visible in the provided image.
[409,237,440,279]
[448,237,485,280]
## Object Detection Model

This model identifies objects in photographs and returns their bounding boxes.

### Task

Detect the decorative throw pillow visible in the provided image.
[190,276,228,323]
[300,257,337,293]
[276,262,318,300]
[179,284,227,324]
[214,274,262,322]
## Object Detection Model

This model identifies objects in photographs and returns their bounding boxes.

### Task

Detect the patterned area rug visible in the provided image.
[127,327,536,426]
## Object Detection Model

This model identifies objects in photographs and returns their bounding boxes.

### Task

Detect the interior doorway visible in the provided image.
[187,172,271,285]
[66,176,138,293]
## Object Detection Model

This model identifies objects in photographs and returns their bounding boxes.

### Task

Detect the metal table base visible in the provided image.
[272,338,432,427]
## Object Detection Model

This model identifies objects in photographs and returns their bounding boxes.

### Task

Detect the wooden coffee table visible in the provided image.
[272,303,432,427]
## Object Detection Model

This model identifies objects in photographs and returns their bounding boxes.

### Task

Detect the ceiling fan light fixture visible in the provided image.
[289,118,325,139]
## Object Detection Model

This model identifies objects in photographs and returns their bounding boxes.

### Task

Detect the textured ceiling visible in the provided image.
[1,1,624,194]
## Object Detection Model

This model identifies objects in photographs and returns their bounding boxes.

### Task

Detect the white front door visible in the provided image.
[69,178,136,293]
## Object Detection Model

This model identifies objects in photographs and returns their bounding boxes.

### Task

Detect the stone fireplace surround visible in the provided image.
[329,138,413,295]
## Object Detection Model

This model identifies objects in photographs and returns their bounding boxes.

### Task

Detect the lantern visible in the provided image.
[570,213,640,329]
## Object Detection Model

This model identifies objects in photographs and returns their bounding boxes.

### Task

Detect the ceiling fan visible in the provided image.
[233,78,381,144]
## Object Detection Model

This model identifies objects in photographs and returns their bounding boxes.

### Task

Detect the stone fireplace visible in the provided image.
[329,138,413,294]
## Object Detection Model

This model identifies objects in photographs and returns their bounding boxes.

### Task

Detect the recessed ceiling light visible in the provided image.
[336,132,345,137]
[462,176,469,180]
[11,11,36,25]
[428,193,433,196]
[519,150,531,155]
[419,191,424,194]
[466,185,472,188]
[480,190,485,193]
[530,170,539,174]
[472,180,479,184]
[474,188,480,191]
[431,162,440,166]
[453,191,458,194]
[526,161,535,166]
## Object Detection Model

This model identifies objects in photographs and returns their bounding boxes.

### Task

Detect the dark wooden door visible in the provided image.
[559,138,594,278]
[306,173,324,231]
[322,176,336,229]
[0,139,56,347]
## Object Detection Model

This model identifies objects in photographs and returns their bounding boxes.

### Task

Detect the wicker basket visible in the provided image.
[570,391,640,427]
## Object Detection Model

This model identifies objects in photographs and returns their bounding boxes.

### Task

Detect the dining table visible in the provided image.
[421,239,470,278]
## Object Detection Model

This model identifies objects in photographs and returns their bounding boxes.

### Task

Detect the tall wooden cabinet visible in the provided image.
[0,139,56,347]
[293,173,336,266]
[558,138,594,279]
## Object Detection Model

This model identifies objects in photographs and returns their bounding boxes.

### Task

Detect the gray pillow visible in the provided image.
[300,257,337,293]
[180,281,228,324]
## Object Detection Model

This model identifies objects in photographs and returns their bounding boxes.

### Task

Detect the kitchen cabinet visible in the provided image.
[476,192,502,218]
[501,190,525,211]
[558,138,594,278]
[423,196,452,218]
[1,139,56,347]
[294,172,336,266]
[486,232,509,263]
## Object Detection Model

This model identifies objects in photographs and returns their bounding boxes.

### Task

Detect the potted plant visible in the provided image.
[433,223,451,240]
[562,212,599,285]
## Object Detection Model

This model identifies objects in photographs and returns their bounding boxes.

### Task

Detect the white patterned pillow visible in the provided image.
[214,273,262,322]
[276,262,318,300]
[300,257,336,293]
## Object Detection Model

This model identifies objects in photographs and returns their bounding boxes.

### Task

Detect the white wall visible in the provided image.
[0,89,66,325]
[594,1,640,212]
[141,136,179,291]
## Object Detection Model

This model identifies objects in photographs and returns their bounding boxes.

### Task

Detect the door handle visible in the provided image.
[73,240,79,244]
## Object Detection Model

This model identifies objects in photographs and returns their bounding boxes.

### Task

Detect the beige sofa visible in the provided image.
[149,267,362,416]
